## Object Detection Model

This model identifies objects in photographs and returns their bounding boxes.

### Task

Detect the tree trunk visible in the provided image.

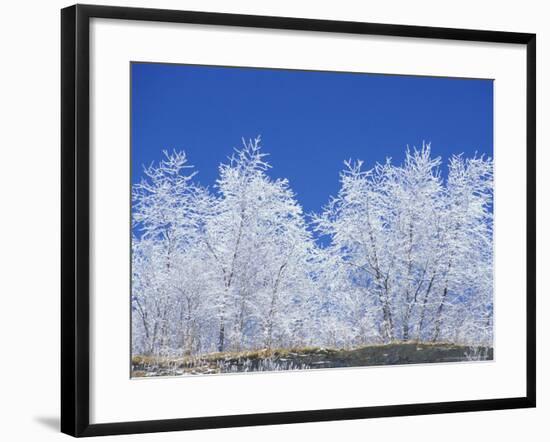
[416,272,436,342]
[217,320,225,352]
[432,285,448,342]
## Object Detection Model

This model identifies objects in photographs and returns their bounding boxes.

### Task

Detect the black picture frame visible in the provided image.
[61,4,536,437]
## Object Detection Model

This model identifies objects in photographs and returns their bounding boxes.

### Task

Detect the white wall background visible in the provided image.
[0,0,546,440]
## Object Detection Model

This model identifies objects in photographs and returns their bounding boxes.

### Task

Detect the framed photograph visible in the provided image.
[61,4,536,437]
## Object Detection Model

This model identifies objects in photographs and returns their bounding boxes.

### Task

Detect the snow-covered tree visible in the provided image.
[314,144,493,345]
[131,151,215,355]
[200,137,318,351]
[131,139,493,360]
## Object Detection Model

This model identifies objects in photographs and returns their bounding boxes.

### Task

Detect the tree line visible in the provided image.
[131,137,493,357]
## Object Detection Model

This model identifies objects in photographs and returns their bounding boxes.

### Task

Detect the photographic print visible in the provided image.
[130,63,494,378]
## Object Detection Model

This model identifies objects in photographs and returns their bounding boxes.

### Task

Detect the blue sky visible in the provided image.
[131,62,493,216]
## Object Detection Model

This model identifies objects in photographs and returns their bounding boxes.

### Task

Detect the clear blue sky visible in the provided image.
[131,62,493,216]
